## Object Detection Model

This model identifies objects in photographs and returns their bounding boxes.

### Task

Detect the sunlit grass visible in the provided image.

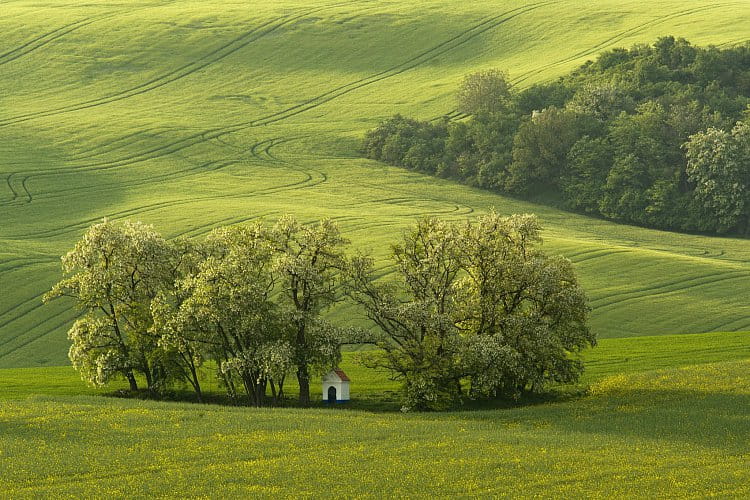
[1,0,750,366]
[2,356,750,497]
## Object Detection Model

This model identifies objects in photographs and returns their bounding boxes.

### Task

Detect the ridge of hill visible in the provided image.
[1,0,750,367]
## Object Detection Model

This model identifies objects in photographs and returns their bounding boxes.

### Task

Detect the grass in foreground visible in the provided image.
[2,357,750,497]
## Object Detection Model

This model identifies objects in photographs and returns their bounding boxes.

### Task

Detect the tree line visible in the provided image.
[363,37,750,235]
[45,214,595,411]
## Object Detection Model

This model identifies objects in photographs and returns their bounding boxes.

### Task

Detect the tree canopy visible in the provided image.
[47,215,594,410]
[363,37,750,236]
[347,212,594,411]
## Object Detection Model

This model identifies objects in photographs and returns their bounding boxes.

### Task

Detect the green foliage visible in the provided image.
[47,217,351,406]
[348,213,594,410]
[43,220,177,392]
[3,0,750,367]
[456,69,513,116]
[365,37,750,234]
[505,107,596,194]
[684,122,750,233]
[271,216,350,405]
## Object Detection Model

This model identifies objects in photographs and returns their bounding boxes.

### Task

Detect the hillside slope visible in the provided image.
[1,0,750,367]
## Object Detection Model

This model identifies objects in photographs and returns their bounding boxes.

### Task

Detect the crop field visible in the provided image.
[1,0,750,369]
[2,331,750,497]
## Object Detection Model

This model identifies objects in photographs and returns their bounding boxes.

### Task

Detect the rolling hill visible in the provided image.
[2,0,750,367]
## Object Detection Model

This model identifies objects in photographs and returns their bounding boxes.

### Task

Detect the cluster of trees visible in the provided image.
[46,214,595,410]
[363,38,750,235]
[44,217,349,406]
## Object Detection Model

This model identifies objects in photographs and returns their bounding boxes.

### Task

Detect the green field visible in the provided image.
[1,0,750,367]
[3,1,750,495]
[2,331,750,497]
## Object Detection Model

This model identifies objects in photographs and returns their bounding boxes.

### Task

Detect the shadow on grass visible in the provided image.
[104,385,588,414]
[455,387,750,452]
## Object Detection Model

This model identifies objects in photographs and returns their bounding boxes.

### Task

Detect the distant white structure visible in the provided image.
[322,369,350,403]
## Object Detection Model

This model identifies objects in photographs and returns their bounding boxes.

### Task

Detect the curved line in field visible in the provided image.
[0,309,78,361]
[511,2,739,86]
[589,269,744,305]
[591,271,750,311]
[245,2,555,128]
[49,1,550,174]
[0,18,95,66]
[66,126,179,162]
[0,292,47,333]
[20,176,32,203]
[0,257,57,277]
[30,159,234,202]
[0,2,365,129]
[5,173,18,202]
[3,3,550,188]
[171,211,277,239]
[569,248,632,264]
[6,164,322,240]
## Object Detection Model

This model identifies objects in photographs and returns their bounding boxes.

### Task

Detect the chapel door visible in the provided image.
[328,386,337,402]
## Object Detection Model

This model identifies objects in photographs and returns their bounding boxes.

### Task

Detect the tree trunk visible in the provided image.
[269,380,277,404]
[297,365,310,406]
[189,365,203,403]
[126,371,138,392]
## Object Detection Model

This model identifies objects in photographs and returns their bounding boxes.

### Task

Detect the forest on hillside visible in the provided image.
[363,37,750,235]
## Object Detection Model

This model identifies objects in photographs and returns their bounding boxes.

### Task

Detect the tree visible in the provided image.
[348,213,594,411]
[566,82,634,121]
[272,216,349,406]
[505,107,595,194]
[44,220,175,392]
[457,69,513,116]
[154,223,293,406]
[684,121,750,233]
[562,136,613,213]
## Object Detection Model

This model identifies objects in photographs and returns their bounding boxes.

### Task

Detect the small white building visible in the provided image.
[322,369,350,403]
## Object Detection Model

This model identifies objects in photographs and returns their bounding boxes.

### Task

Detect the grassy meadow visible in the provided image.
[2,331,750,497]
[2,2,750,494]
[1,0,750,367]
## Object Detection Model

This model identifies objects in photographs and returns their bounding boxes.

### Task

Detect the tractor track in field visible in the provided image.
[241,2,555,129]
[0,308,79,361]
[66,126,179,162]
[2,173,30,204]
[710,316,750,332]
[0,6,337,129]
[13,1,551,175]
[20,176,32,203]
[172,211,277,239]
[590,269,739,305]
[33,159,236,201]
[569,248,632,264]
[20,132,314,203]
[5,174,18,202]
[250,137,284,163]
[590,270,750,311]
[7,165,324,240]
[511,2,739,86]
[1,2,551,197]
[0,292,47,334]
[0,17,96,67]
[2,132,323,240]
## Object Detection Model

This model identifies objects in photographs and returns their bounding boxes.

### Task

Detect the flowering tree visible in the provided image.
[348,213,595,410]
[272,216,349,406]
[44,220,176,392]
